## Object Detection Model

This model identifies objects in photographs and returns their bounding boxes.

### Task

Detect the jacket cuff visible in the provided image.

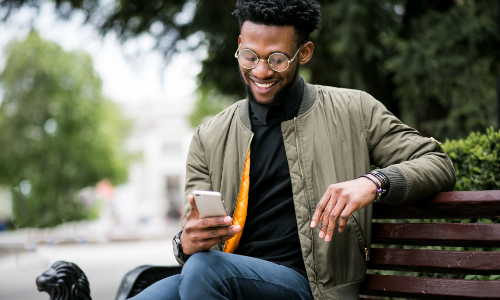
[376,166,407,204]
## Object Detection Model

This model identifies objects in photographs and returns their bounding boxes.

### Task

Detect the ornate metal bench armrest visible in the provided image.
[115,265,183,300]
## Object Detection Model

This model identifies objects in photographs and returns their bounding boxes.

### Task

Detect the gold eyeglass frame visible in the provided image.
[234,44,302,73]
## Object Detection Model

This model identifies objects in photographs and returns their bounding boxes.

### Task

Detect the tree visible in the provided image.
[386,0,500,139]
[0,31,129,228]
[2,0,499,139]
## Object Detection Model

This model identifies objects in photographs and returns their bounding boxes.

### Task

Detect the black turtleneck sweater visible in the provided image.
[234,77,306,277]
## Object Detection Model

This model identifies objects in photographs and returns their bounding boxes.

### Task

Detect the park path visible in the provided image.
[0,233,179,300]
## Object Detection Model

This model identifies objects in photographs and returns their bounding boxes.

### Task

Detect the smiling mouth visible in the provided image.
[254,81,276,88]
[250,78,279,93]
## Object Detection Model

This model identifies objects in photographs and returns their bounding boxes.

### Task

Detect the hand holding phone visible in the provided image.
[180,193,241,256]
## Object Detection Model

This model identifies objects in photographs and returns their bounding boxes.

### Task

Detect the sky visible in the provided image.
[0,2,203,103]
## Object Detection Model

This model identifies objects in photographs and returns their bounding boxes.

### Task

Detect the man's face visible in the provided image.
[238,22,304,107]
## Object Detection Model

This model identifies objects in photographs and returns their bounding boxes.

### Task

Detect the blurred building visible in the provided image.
[111,98,194,233]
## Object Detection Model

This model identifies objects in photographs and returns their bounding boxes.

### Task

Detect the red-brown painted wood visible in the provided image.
[360,274,500,299]
[368,248,500,274]
[373,190,500,219]
[371,223,500,247]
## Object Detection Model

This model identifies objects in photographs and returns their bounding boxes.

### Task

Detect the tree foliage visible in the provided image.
[1,0,499,139]
[387,1,500,139]
[0,31,129,228]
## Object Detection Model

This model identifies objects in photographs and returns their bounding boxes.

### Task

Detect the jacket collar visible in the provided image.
[239,77,317,130]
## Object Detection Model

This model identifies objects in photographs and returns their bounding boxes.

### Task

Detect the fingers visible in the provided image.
[337,204,356,234]
[324,201,347,241]
[182,224,241,255]
[188,195,200,218]
[319,186,340,238]
[182,221,241,254]
[196,225,241,240]
[184,217,240,238]
[320,199,342,240]
[310,187,332,228]
[199,215,233,228]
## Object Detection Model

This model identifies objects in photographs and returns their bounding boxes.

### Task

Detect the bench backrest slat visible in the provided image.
[372,223,500,247]
[373,190,500,219]
[362,274,500,300]
[368,248,500,275]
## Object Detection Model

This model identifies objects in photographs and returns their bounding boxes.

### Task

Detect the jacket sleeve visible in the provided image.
[175,126,213,266]
[183,126,213,227]
[359,91,456,205]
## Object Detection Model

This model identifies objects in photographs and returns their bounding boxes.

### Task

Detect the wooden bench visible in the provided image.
[112,191,500,300]
[36,191,500,300]
[361,190,500,299]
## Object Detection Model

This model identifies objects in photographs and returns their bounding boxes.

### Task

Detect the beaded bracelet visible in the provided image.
[370,170,390,191]
[360,174,386,202]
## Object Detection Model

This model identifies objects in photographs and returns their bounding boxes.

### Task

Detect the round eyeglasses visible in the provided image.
[234,44,302,72]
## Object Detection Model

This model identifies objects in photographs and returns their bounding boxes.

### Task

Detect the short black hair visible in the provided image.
[233,0,321,45]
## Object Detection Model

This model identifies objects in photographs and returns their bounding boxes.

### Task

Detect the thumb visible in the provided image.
[188,195,200,218]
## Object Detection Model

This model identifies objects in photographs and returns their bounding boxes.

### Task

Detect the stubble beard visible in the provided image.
[239,65,300,109]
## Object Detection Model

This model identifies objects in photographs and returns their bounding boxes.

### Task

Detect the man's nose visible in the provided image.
[251,59,274,79]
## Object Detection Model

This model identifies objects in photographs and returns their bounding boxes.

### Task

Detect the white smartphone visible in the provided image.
[192,190,229,219]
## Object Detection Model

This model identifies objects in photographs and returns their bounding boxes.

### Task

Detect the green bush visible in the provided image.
[442,127,500,191]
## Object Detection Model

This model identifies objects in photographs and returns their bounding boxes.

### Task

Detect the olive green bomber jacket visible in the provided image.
[180,82,456,300]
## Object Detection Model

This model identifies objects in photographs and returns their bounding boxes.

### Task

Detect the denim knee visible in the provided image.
[179,251,227,298]
[181,251,221,279]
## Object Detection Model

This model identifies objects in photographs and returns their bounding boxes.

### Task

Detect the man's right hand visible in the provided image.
[180,195,241,255]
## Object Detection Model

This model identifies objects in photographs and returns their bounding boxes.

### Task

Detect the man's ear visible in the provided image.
[238,35,241,47]
[299,41,314,65]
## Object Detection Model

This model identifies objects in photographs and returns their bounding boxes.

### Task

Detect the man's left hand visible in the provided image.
[310,177,379,242]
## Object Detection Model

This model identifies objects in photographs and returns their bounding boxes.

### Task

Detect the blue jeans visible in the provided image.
[129,250,313,300]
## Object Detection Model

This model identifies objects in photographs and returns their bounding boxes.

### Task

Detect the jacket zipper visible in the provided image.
[222,133,253,251]
[294,118,325,300]
[351,213,369,261]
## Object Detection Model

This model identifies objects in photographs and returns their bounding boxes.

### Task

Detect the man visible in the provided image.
[131,1,456,299]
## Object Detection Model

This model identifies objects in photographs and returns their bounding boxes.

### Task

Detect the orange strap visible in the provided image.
[224,148,250,253]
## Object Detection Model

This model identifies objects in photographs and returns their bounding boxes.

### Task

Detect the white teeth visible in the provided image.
[254,81,275,88]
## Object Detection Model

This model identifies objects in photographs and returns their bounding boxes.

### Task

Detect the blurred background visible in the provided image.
[0,0,499,299]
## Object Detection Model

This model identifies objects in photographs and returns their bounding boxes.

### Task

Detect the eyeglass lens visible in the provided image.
[238,50,289,72]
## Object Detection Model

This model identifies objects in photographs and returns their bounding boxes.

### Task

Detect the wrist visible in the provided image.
[172,229,191,262]
[360,172,388,202]
[370,170,390,193]
[179,231,194,256]
[365,174,381,187]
